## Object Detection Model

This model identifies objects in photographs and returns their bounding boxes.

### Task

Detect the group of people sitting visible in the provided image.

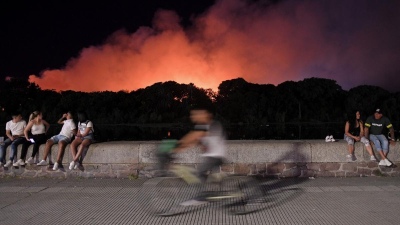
[0,111,94,170]
[343,108,396,167]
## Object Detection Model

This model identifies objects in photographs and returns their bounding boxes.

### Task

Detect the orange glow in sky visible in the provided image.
[29,0,400,92]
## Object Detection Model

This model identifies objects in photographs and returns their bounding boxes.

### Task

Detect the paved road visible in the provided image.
[1,176,400,225]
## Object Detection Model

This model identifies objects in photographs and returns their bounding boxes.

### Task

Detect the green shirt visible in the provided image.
[158,139,178,153]
[365,116,393,135]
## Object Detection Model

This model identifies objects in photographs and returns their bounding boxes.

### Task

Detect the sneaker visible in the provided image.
[26,157,34,164]
[384,159,393,167]
[346,154,352,161]
[37,160,48,166]
[351,155,357,161]
[330,135,335,142]
[180,199,208,206]
[69,161,75,170]
[378,160,387,166]
[74,162,80,170]
[325,136,331,142]
[13,159,25,167]
[53,162,59,171]
[4,160,13,168]
[370,156,377,162]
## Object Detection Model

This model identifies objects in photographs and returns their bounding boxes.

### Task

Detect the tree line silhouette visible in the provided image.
[0,77,399,141]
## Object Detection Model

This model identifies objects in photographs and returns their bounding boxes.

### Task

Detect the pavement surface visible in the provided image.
[1,176,400,225]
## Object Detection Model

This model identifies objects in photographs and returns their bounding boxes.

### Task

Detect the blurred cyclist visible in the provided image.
[173,106,227,206]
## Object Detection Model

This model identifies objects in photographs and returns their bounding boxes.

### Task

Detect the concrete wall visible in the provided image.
[1,140,400,178]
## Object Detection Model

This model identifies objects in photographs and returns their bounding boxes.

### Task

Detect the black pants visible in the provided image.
[197,157,224,183]
[194,157,224,201]
[20,133,47,160]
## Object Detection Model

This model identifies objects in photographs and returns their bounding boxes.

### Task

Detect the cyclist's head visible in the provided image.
[190,108,212,124]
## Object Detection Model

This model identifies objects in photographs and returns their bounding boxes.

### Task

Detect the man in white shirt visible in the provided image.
[174,107,227,206]
[0,112,27,167]
[37,112,77,170]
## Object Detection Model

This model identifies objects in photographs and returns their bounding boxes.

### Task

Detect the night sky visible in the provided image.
[1,0,400,92]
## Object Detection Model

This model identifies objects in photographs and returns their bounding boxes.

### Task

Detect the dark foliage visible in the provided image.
[0,77,398,141]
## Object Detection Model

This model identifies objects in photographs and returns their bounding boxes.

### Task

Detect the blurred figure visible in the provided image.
[37,111,77,170]
[68,111,94,170]
[174,106,227,206]
[364,108,396,167]
[156,131,177,174]
[0,112,27,167]
[344,111,376,162]
[15,111,50,166]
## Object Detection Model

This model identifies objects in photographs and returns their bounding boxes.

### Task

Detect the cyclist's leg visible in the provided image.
[180,157,223,205]
[197,157,224,197]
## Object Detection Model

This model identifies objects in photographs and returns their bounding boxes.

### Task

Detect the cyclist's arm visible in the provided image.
[174,130,206,153]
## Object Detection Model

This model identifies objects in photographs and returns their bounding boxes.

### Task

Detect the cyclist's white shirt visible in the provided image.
[196,121,226,158]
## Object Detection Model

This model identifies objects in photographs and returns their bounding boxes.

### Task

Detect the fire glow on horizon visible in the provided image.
[29,0,400,92]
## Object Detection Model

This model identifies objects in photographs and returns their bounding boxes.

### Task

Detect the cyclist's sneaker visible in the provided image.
[370,156,377,162]
[330,135,335,142]
[180,199,208,206]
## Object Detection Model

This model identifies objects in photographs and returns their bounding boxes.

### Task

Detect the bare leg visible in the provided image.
[42,140,54,161]
[55,141,67,163]
[70,139,81,161]
[348,145,354,155]
[365,145,374,156]
[74,139,91,162]
[378,150,387,160]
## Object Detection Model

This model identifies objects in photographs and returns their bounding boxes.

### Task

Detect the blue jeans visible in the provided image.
[0,137,26,163]
[369,134,389,153]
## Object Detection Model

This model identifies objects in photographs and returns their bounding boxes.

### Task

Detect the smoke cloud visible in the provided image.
[29,0,400,92]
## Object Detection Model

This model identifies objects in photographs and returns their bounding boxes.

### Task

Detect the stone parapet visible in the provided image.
[1,140,399,178]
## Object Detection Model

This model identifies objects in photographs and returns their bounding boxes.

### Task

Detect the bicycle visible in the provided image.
[145,140,266,216]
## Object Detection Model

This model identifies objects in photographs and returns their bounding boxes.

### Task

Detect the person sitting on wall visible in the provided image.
[0,112,27,167]
[14,111,50,166]
[364,108,396,167]
[69,111,94,170]
[344,110,376,162]
[37,111,77,170]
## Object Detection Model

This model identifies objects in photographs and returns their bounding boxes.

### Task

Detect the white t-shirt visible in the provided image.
[197,121,226,158]
[5,120,26,136]
[31,123,46,135]
[59,119,76,139]
[78,121,94,134]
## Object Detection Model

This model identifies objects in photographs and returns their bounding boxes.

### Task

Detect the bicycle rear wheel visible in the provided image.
[222,176,265,215]
[145,177,190,216]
